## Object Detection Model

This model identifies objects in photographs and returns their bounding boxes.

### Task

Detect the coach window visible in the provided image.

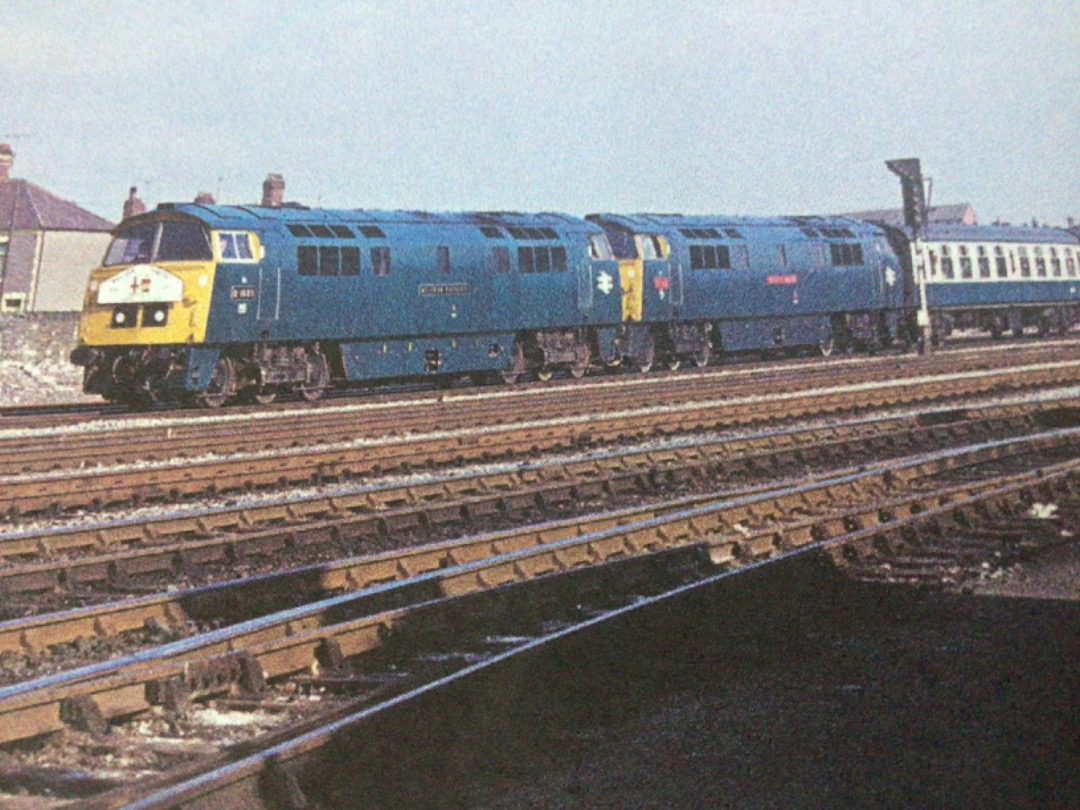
[993,245,1008,278]
[958,245,973,279]
[1050,247,1062,277]
[1034,247,1047,277]
[1067,248,1078,277]
[371,246,391,276]
[437,246,451,274]
[977,245,990,278]
[926,249,939,279]
[940,246,954,280]
[1017,247,1031,277]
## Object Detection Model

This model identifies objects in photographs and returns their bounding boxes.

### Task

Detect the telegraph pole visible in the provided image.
[886,158,932,354]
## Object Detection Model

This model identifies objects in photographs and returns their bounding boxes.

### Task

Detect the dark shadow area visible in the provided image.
[297,554,1078,809]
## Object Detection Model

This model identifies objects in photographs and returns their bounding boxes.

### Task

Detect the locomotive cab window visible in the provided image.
[589,234,614,260]
[104,220,213,266]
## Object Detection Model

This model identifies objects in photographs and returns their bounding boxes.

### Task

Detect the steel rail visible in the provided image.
[2,343,1077,477]
[0,399,1053,602]
[0,428,1076,748]
[2,360,1077,517]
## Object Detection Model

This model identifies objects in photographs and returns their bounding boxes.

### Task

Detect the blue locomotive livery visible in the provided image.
[904,224,1080,339]
[585,213,914,369]
[71,205,622,406]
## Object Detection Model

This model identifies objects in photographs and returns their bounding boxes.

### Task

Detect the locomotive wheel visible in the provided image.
[500,341,526,384]
[818,331,835,357]
[666,358,681,371]
[253,385,278,406]
[569,348,591,379]
[198,358,235,409]
[693,345,712,368]
[299,351,330,402]
[633,335,655,373]
[536,367,554,382]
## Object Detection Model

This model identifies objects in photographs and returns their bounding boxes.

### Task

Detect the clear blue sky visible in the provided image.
[3,1,1077,226]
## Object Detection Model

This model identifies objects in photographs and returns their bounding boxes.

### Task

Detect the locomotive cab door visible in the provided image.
[640,234,677,322]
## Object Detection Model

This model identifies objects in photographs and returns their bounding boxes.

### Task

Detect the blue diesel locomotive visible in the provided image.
[70,205,623,406]
[586,213,914,369]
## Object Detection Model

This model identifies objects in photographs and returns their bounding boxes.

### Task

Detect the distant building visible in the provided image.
[843,202,978,228]
[0,144,114,313]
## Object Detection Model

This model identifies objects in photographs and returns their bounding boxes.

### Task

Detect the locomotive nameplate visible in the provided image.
[766,274,798,285]
[418,283,469,296]
[230,285,257,301]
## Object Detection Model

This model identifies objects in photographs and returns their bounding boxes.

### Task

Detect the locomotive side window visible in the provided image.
[157,221,214,262]
[733,244,750,270]
[319,246,340,276]
[994,245,1008,278]
[218,231,255,261]
[437,246,451,274]
[829,242,864,267]
[298,246,318,276]
[371,246,392,276]
[690,244,731,270]
[811,243,828,269]
[517,246,567,273]
[341,246,360,275]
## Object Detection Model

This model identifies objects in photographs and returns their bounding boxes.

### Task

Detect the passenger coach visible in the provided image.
[71,205,623,406]
[905,224,1080,339]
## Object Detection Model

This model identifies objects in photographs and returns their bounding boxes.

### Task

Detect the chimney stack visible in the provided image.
[0,144,13,182]
[194,191,216,205]
[122,186,146,220]
[262,173,285,207]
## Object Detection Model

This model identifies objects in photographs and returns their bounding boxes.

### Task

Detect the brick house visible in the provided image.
[0,144,114,312]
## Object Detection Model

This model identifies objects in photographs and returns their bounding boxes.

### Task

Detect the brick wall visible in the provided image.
[0,312,90,404]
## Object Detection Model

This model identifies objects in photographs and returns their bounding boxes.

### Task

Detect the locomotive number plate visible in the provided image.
[230,285,257,301]
[419,283,470,296]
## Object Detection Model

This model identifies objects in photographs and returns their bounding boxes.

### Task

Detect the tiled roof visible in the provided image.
[843,203,975,227]
[0,179,114,232]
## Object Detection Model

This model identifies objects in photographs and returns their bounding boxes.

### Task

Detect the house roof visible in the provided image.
[0,179,114,233]
[843,203,975,228]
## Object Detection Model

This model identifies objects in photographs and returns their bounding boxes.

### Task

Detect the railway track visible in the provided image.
[2,355,1078,517]
[0,395,1070,610]
[3,340,1077,477]
[0,427,1075,806]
